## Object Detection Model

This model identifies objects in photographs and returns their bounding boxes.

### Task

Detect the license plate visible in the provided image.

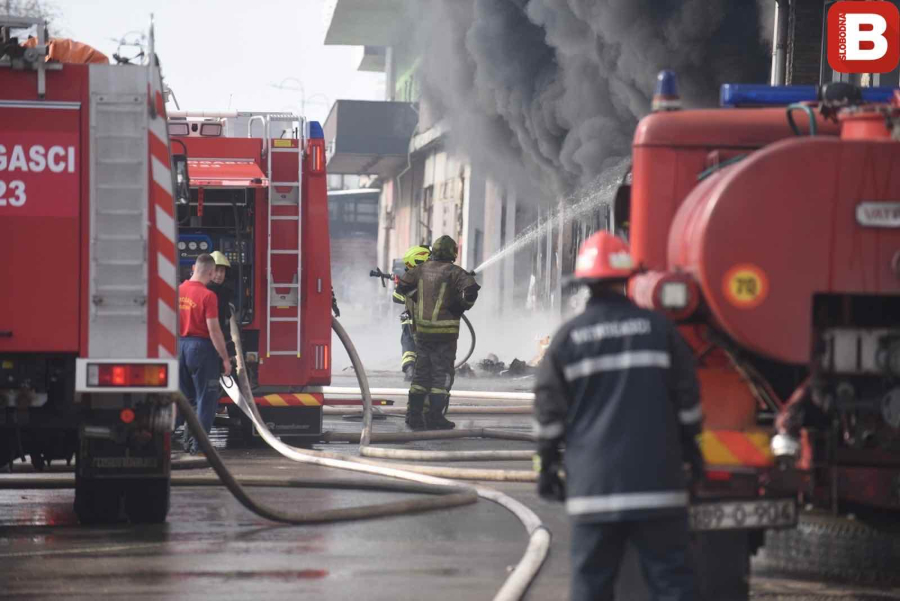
[689,498,797,531]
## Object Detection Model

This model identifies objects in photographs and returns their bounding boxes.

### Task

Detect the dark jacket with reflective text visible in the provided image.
[533,292,702,523]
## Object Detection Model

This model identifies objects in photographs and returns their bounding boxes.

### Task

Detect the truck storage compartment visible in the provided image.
[0,105,82,352]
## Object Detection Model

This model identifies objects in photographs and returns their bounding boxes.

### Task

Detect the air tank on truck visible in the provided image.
[0,17,182,524]
[614,72,900,597]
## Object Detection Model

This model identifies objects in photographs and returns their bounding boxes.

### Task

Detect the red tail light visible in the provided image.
[308,140,325,174]
[87,363,169,388]
[705,470,734,482]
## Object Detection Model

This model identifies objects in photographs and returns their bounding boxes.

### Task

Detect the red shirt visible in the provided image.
[178,280,219,338]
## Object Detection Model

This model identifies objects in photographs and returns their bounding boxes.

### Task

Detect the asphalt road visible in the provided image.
[2,373,899,600]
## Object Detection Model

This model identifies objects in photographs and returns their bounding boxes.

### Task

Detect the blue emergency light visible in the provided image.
[309,121,324,140]
[652,70,682,111]
[720,84,900,107]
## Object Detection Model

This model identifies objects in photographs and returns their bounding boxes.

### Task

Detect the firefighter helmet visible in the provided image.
[573,232,634,282]
[210,250,231,268]
[431,235,458,262]
[402,245,431,270]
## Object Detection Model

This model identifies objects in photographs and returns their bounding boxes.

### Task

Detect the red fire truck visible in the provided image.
[0,17,180,524]
[619,73,900,595]
[166,110,332,443]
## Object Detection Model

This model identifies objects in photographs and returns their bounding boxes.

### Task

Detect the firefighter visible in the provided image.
[393,245,431,381]
[207,250,235,360]
[395,236,479,430]
[533,232,704,601]
[177,254,232,455]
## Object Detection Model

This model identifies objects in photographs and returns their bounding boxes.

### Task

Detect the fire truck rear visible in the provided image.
[0,17,179,524]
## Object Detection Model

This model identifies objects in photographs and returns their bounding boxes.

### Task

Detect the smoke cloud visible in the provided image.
[411,0,770,197]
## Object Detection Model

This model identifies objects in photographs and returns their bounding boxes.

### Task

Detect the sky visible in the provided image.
[51,0,385,125]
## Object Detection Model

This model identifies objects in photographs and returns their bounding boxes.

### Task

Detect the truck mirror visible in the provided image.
[172,154,190,205]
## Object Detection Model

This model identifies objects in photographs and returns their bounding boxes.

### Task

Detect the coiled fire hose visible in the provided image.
[216,316,550,600]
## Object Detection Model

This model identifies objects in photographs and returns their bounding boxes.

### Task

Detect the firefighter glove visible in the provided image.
[537,462,566,502]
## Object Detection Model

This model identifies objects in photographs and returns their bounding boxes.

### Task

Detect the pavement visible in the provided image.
[2,372,899,600]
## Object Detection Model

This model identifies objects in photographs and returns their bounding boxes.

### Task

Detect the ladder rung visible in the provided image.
[271,182,299,187]
[270,317,299,322]
[97,209,142,216]
[271,250,299,255]
[272,148,300,154]
[97,259,143,266]
[271,216,299,221]
[269,351,299,356]
[97,184,143,190]
[96,285,144,292]
[95,309,144,317]
[270,283,299,288]
[98,158,140,165]
[96,234,143,242]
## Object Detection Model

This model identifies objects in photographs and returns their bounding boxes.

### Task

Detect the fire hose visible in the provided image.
[215,316,549,600]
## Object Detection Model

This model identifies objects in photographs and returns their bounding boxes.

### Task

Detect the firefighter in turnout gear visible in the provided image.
[396,236,479,430]
[533,232,704,601]
[394,246,432,381]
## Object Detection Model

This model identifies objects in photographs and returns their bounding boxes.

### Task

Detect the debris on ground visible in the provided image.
[477,354,506,375]
[504,358,531,376]
[457,363,476,378]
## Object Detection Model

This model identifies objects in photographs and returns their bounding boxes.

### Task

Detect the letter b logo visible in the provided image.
[828,1,900,74]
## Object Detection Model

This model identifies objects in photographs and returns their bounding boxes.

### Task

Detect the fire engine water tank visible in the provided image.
[668,123,900,365]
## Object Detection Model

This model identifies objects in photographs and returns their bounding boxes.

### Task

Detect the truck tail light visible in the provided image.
[308,139,325,174]
[87,363,168,388]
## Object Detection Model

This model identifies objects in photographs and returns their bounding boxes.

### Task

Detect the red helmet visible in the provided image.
[573,232,635,282]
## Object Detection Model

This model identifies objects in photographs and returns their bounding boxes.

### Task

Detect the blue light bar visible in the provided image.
[720,84,900,107]
[309,121,324,140]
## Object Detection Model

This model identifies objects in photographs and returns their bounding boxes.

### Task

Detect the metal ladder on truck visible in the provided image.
[259,113,307,358]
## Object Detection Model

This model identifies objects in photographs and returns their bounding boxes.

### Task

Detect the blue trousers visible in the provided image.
[177,337,220,452]
[570,515,695,601]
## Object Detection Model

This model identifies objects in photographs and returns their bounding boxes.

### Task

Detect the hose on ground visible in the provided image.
[456,313,476,369]
[173,391,476,524]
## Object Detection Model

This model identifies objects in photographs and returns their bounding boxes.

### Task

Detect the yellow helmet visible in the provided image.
[402,245,431,270]
[210,250,231,268]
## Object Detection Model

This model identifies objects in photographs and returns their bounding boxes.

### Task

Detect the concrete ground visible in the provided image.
[1,373,899,600]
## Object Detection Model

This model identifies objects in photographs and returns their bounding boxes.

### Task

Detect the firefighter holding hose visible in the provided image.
[393,245,432,381]
[395,236,480,430]
[533,232,704,601]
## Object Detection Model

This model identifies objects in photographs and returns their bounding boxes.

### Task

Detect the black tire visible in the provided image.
[124,478,170,524]
[73,475,122,525]
[754,510,900,585]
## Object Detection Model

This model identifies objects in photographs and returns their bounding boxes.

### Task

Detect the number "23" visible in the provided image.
[0,180,26,207]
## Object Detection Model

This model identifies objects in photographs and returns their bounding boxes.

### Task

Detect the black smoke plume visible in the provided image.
[411,0,770,196]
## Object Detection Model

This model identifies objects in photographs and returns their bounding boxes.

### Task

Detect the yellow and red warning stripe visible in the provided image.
[699,429,773,467]
[219,393,323,407]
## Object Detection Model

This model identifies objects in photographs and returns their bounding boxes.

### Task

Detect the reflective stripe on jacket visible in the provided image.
[396,259,478,340]
[533,292,702,524]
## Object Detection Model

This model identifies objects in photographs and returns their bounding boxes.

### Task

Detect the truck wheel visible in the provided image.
[754,510,900,585]
[124,478,170,524]
[73,475,122,525]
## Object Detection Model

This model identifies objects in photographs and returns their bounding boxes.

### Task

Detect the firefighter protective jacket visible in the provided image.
[396,259,479,340]
[534,292,702,523]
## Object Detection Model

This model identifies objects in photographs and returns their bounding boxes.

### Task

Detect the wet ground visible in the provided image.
[2,373,899,600]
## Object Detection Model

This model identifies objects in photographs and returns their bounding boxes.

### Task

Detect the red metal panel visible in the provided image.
[0,103,82,352]
[303,138,333,385]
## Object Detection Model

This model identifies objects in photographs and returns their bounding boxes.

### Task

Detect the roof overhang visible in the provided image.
[323,0,410,46]
[323,100,418,176]
[187,159,268,188]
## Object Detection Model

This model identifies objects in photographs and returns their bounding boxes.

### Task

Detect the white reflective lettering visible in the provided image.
[0,145,6,171]
[47,145,66,173]
[570,318,652,345]
[67,146,75,173]
[8,145,28,171]
[28,145,46,172]
[846,14,888,61]
[8,180,25,206]
[0,180,6,205]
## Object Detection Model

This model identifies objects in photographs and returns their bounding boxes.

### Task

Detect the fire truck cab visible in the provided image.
[166,111,332,443]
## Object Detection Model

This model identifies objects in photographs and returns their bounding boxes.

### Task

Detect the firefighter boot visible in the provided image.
[425,394,455,430]
[405,393,427,431]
